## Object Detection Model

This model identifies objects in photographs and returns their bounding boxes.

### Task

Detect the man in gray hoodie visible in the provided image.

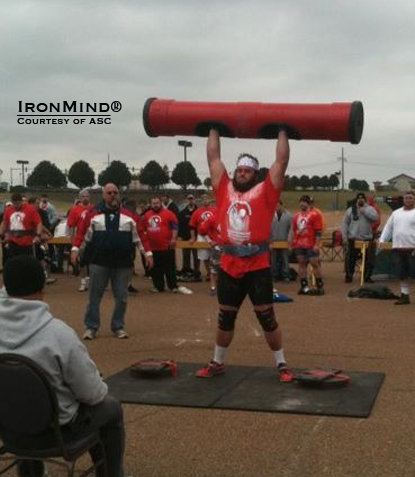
[0,255,125,477]
[270,200,293,281]
[341,192,379,283]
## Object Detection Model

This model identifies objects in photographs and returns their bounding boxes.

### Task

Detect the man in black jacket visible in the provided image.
[161,194,179,218]
[71,183,153,340]
[178,194,200,276]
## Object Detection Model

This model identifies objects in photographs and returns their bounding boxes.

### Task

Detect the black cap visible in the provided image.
[299,195,311,204]
[356,192,366,200]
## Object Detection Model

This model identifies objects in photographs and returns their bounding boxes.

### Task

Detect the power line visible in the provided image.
[288,160,337,171]
[348,160,415,171]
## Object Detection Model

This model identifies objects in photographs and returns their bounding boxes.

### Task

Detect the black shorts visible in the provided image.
[6,242,34,262]
[217,267,273,308]
[394,249,415,280]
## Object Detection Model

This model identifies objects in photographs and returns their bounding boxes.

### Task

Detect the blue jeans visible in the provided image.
[271,249,290,280]
[84,265,132,332]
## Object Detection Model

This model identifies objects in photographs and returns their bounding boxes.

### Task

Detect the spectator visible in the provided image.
[40,194,59,232]
[0,255,126,477]
[137,199,150,215]
[342,192,379,283]
[51,213,71,275]
[0,201,12,266]
[161,194,179,218]
[143,197,183,293]
[123,198,148,294]
[198,211,221,295]
[310,197,326,232]
[27,197,56,284]
[189,194,216,280]
[291,195,324,295]
[67,189,93,289]
[178,193,200,277]
[138,199,151,277]
[71,183,153,340]
[28,197,51,232]
[367,195,381,237]
[0,193,42,261]
[270,200,293,282]
[379,190,415,305]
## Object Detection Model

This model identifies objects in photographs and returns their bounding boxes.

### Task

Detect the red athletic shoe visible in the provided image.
[278,363,295,383]
[196,360,225,378]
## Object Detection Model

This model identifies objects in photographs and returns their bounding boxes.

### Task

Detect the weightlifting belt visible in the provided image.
[222,242,269,257]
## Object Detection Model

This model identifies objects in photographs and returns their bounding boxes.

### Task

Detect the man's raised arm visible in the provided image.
[269,130,290,190]
[207,129,226,189]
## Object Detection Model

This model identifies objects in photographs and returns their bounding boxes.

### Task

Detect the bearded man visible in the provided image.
[143,196,180,293]
[196,129,293,382]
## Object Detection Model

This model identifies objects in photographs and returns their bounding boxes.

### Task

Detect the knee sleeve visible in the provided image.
[255,307,278,332]
[218,309,238,331]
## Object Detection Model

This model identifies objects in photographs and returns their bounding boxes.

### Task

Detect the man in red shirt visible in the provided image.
[196,129,293,382]
[198,210,221,295]
[67,189,93,291]
[143,197,180,293]
[189,194,216,280]
[291,195,324,295]
[0,193,42,261]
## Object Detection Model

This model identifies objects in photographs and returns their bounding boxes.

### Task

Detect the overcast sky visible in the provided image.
[1,0,415,189]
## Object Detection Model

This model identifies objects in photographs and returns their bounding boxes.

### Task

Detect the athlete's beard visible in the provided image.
[232,172,258,192]
[152,205,162,212]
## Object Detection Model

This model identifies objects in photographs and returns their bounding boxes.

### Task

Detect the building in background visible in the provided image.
[387,174,415,191]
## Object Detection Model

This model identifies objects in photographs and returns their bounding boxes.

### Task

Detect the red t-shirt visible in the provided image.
[291,209,323,249]
[67,204,92,235]
[2,204,41,246]
[214,173,280,278]
[367,196,381,233]
[143,209,178,251]
[124,210,150,253]
[189,206,216,234]
[198,212,220,243]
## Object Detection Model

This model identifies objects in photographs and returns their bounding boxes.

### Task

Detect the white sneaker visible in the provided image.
[46,277,57,285]
[113,329,128,339]
[78,279,88,292]
[83,329,96,340]
[177,286,193,295]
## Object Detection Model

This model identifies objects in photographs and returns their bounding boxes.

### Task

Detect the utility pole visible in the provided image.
[16,160,29,187]
[178,140,192,191]
[334,171,341,210]
[338,148,347,190]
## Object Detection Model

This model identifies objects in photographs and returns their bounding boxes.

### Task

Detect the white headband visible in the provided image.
[237,157,259,171]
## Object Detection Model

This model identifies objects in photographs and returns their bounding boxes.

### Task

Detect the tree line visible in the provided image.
[24,159,205,190]
[22,159,370,192]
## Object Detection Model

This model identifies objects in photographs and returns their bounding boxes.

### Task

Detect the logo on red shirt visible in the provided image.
[297,217,309,232]
[10,212,26,231]
[148,215,162,230]
[227,200,252,244]
[201,211,214,222]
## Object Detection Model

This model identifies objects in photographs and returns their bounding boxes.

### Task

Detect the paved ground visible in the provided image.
[3,260,415,477]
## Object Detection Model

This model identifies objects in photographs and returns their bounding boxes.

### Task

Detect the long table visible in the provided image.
[50,238,291,249]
